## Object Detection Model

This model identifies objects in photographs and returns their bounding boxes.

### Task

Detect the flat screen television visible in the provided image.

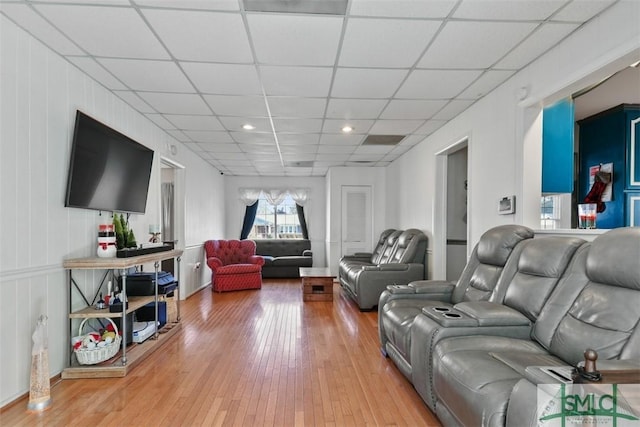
[65,111,154,214]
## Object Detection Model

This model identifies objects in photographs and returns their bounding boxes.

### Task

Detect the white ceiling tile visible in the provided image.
[212,152,250,160]
[316,153,350,161]
[552,0,615,21]
[260,66,333,97]
[458,70,515,98]
[145,113,176,129]
[380,100,448,120]
[349,154,384,161]
[417,21,538,69]
[319,134,365,145]
[134,0,239,11]
[331,68,409,98]
[247,14,342,66]
[204,95,268,117]
[219,116,272,132]
[326,99,388,119]
[433,100,475,120]
[181,63,262,95]
[165,129,190,142]
[67,57,127,90]
[184,131,235,143]
[0,4,84,55]
[277,134,320,145]
[272,118,323,133]
[197,142,242,153]
[34,0,131,4]
[164,114,224,130]
[397,69,482,99]
[183,142,203,152]
[113,90,155,113]
[142,9,252,63]
[495,23,579,69]
[322,119,374,134]
[267,97,327,118]
[98,58,194,92]
[231,132,275,144]
[368,120,425,134]
[414,120,447,135]
[317,145,357,154]
[139,92,210,114]
[349,0,457,18]
[453,0,566,20]
[243,148,280,156]
[340,18,440,68]
[279,145,318,154]
[34,4,170,59]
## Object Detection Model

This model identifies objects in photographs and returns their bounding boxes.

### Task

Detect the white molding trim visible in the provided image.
[631,196,640,227]
[0,264,64,282]
[631,117,640,187]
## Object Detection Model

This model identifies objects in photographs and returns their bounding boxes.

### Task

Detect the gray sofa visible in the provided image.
[378,226,640,427]
[254,239,312,278]
[339,228,428,310]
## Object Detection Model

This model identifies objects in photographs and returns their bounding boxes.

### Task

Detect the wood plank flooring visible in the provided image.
[1,280,441,426]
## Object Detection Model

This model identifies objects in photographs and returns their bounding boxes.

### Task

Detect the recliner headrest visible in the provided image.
[587,227,640,290]
[518,237,586,278]
[396,228,426,247]
[476,225,534,266]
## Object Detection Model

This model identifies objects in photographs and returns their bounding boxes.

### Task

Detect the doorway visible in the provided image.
[160,157,185,280]
[434,138,469,280]
[446,146,468,281]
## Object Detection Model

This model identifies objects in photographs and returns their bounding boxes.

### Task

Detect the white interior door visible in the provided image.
[341,185,372,257]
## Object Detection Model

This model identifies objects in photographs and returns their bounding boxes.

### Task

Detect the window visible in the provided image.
[540,195,562,229]
[248,193,303,239]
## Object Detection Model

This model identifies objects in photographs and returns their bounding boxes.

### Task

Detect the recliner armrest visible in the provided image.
[362,263,414,272]
[455,301,531,326]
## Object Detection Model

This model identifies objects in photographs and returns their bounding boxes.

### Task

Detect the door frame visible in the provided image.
[433,137,469,280]
[160,157,185,253]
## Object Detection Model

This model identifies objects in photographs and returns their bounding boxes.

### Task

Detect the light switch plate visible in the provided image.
[499,196,515,214]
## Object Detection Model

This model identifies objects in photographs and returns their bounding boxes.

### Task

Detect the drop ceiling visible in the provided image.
[0,0,617,176]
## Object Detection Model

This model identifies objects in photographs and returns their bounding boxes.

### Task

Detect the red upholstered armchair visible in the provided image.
[204,239,265,292]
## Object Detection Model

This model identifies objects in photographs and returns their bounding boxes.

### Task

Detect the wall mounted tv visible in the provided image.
[65,111,154,214]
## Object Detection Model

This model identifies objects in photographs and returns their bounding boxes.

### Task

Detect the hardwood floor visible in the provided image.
[1,280,441,426]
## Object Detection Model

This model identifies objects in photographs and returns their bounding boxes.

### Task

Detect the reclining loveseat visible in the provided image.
[339,228,428,310]
[378,226,640,427]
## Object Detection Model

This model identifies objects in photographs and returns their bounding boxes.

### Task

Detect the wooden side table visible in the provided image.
[300,267,335,302]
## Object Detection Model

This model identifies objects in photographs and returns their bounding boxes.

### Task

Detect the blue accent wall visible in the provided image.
[542,98,574,193]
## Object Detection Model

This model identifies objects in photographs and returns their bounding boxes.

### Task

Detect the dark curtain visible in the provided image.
[296,204,309,240]
[240,201,258,239]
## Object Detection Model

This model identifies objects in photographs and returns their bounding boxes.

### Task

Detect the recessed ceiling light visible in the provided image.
[342,125,353,133]
[242,124,255,130]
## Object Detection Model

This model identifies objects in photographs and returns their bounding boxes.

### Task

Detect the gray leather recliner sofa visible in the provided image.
[378,224,535,377]
[339,228,428,310]
[378,226,640,427]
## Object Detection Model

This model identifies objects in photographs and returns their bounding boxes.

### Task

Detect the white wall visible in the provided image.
[386,1,640,279]
[0,16,224,406]
[223,176,326,267]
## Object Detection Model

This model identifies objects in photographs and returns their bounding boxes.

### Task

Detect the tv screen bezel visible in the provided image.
[64,110,154,214]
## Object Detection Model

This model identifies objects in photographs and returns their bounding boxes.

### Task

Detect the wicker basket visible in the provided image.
[74,317,122,365]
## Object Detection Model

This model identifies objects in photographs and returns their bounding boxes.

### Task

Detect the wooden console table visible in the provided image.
[62,249,182,379]
[300,267,335,302]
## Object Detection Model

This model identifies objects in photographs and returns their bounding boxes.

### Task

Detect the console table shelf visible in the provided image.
[63,249,183,379]
[69,295,154,319]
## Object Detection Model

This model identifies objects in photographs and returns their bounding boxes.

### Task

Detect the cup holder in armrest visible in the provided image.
[422,306,478,327]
